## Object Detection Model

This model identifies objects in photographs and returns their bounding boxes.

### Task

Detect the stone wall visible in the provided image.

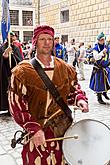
[40,0,110,45]
[0,0,110,45]
[10,0,33,5]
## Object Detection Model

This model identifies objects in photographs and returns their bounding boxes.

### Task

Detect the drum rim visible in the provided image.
[71,118,110,130]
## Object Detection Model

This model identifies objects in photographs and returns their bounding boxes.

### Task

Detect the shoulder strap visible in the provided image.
[30,58,73,122]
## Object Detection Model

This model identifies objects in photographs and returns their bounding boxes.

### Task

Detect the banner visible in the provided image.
[1,0,10,42]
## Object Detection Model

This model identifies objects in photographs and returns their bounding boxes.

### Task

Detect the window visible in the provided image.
[60,10,69,23]
[22,11,33,26]
[23,31,33,42]
[10,10,19,25]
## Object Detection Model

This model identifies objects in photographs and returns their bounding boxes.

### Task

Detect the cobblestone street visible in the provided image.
[0,64,110,165]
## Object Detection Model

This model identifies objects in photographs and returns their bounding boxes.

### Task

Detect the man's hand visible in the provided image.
[31,130,45,148]
[77,99,89,113]
[3,47,12,58]
[103,48,107,55]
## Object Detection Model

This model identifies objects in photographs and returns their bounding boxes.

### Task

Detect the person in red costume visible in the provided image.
[8,25,89,165]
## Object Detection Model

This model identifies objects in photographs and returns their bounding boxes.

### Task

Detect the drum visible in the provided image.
[63,119,110,165]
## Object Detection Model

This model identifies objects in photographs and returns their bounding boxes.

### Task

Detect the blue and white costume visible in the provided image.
[89,43,110,92]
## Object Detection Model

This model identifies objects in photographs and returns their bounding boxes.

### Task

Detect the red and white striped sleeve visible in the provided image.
[8,74,41,135]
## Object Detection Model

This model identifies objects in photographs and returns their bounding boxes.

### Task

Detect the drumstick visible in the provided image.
[23,135,78,146]
[46,135,78,142]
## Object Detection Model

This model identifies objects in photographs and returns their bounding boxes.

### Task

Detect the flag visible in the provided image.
[1,0,10,42]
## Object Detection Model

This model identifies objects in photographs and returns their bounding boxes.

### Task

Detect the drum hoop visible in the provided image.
[72,118,110,130]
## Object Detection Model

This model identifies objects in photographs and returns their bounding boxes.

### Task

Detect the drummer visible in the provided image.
[8,25,89,165]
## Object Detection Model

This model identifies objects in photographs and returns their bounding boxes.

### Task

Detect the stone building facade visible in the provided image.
[0,0,39,42]
[40,0,110,45]
[0,0,110,45]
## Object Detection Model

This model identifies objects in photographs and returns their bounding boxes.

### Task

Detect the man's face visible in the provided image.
[36,33,54,55]
[54,37,59,45]
[98,38,105,45]
[10,35,14,43]
[13,35,17,41]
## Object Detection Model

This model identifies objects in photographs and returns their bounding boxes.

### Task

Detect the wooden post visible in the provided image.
[8,32,11,68]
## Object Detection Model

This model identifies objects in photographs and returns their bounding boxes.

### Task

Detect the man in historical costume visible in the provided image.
[11,32,24,59]
[89,32,110,104]
[8,25,89,165]
[0,33,23,113]
[106,36,110,59]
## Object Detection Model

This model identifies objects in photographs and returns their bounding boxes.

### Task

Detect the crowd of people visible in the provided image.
[0,24,110,164]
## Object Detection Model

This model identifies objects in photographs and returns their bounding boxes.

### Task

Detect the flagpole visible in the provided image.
[8,32,11,68]
[1,0,11,68]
